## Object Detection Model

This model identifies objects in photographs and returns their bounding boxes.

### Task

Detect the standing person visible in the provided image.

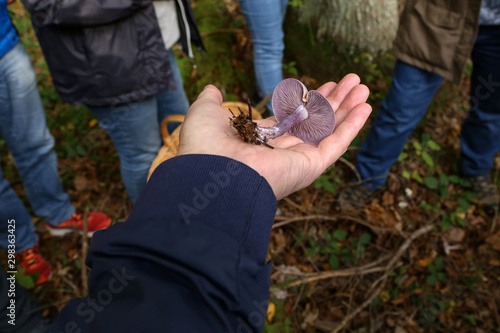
[45,76,371,332]
[239,0,288,114]
[337,0,500,211]
[153,0,204,132]
[20,0,204,203]
[0,0,111,286]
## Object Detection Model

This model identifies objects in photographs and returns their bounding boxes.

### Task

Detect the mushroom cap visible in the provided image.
[272,78,335,145]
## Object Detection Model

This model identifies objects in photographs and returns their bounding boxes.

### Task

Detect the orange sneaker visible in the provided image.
[15,244,52,285]
[46,210,112,237]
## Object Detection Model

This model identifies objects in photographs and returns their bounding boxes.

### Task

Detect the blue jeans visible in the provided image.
[89,49,189,203]
[89,97,161,204]
[239,0,288,113]
[0,43,75,252]
[356,25,500,190]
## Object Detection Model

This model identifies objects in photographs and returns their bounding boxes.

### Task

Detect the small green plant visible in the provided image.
[282,61,298,76]
[307,230,372,269]
[314,169,342,195]
[314,174,337,194]
[463,314,477,326]
[426,257,445,286]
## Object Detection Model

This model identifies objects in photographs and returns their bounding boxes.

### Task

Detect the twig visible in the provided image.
[339,157,361,182]
[283,197,308,214]
[81,206,89,294]
[272,214,393,234]
[285,253,392,288]
[491,167,499,232]
[330,224,434,333]
[29,300,70,313]
[61,274,79,294]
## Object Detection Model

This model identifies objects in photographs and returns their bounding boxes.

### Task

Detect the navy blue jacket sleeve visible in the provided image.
[45,155,277,333]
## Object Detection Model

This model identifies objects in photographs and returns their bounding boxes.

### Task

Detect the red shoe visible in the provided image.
[15,244,52,285]
[46,210,112,237]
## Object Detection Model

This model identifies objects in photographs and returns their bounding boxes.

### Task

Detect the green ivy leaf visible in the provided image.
[422,151,434,168]
[426,140,441,151]
[15,268,36,290]
[413,141,423,152]
[359,233,372,245]
[439,174,449,186]
[412,172,423,184]
[448,175,462,184]
[329,255,340,270]
[434,257,444,271]
[398,152,408,162]
[333,229,348,241]
[424,176,439,189]
[441,215,451,231]
[426,275,437,286]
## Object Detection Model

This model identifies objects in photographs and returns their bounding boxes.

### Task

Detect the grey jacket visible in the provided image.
[21,0,204,107]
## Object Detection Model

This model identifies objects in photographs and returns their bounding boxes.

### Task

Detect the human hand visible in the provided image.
[7,0,15,5]
[177,74,372,200]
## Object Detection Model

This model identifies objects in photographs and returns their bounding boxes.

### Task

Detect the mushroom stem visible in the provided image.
[256,104,309,140]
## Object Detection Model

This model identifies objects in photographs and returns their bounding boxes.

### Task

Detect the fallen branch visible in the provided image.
[284,253,393,288]
[338,157,361,182]
[272,214,393,234]
[81,207,89,294]
[330,224,435,333]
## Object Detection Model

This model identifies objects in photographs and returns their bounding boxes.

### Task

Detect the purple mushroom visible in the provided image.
[256,79,335,145]
[230,78,336,147]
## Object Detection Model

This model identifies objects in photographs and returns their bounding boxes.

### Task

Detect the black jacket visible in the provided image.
[21,0,204,107]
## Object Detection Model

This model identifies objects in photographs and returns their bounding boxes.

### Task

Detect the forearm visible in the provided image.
[46,155,277,332]
[21,0,151,27]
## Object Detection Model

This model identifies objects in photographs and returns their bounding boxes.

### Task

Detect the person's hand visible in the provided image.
[177,74,372,200]
[7,0,16,5]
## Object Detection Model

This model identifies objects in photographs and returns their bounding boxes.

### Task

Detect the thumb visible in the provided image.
[194,85,223,107]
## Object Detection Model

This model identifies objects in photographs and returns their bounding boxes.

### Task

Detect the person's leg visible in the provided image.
[356,60,444,190]
[460,25,500,177]
[0,167,38,252]
[89,96,161,203]
[156,48,190,134]
[0,43,74,229]
[239,0,288,113]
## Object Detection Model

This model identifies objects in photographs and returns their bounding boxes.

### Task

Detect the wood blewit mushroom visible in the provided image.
[258,78,336,145]
[230,78,336,147]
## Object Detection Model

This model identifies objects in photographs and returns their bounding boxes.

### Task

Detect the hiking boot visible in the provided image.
[15,244,52,285]
[469,174,499,211]
[46,210,112,237]
[336,184,373,209]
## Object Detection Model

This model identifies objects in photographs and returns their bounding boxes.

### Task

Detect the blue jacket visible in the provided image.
[0,0,19,59]
[45,155,277,333]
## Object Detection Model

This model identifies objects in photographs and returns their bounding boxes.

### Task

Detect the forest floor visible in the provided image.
[2,1,500,332]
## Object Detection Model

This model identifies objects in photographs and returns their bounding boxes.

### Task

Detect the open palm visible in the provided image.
[177,74,372,199]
